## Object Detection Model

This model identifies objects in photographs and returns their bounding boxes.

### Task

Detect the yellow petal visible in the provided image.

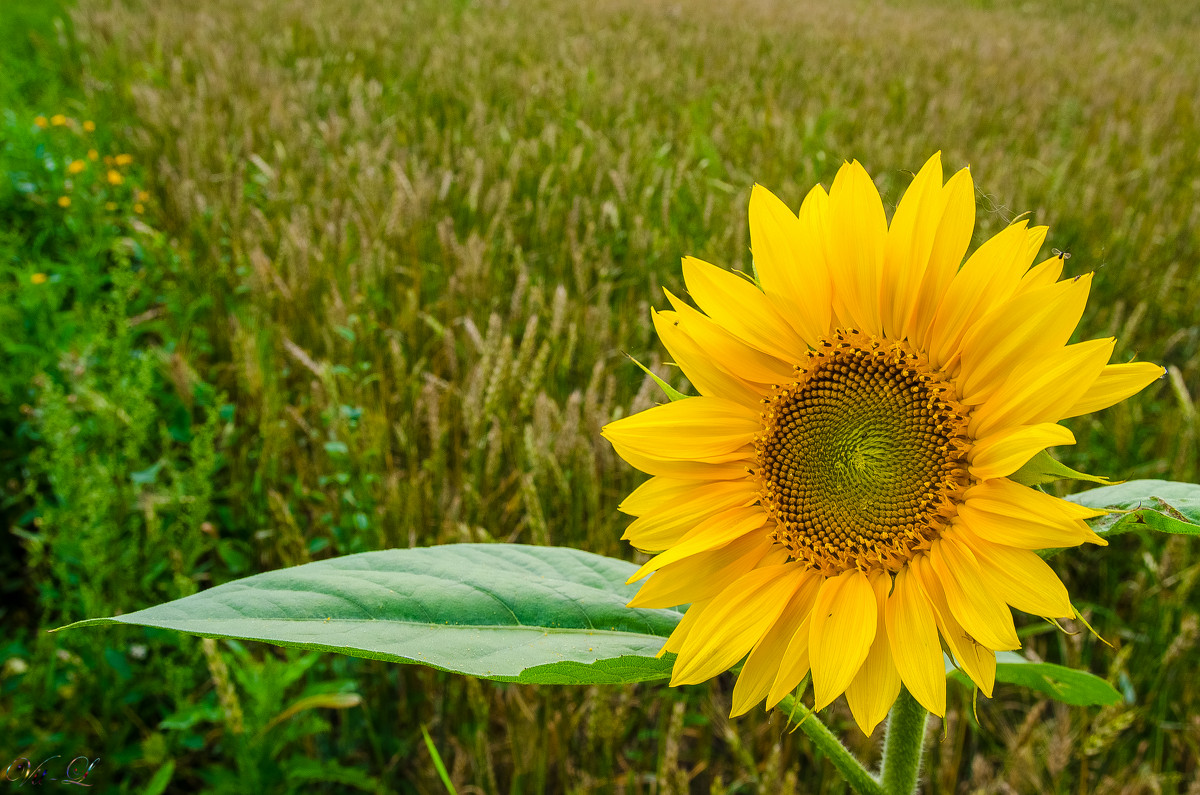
[672,563,808,685]
[620,476,701,516]
[882,153,944,340]
[1014,256,1065,295]
[1022,226,1049,264]
[731,569,822,716]
[661,598,714,655]
[948,528,1073,618]
[908,167,975,350]
[809,568,877,710]
[968,422,1076,481]
[607,437,752,480]
[956,500,1098,550]
[926,221,1030,368]
[749,185,831,345]
[664,289,795,384]
[957,275,1092,404]
[653,309,764,404]
[681,257,808,363]
[885,565,947,716]
[1060,361,1166,419]
[766,582,822,708]
[966,477,1106,522]
[626,506,769,582]
[602,395,760,460]
[969,338,1115,437]
[929,537,1019,651]
[622,479,760,550]
[628,532,776,608]
[911,555,996,697]
[826,161,887,336]
[845,571,902,734]
[794,184,834,336]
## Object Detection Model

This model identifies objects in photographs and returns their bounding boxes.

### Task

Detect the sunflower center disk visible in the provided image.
[756,330,974,575]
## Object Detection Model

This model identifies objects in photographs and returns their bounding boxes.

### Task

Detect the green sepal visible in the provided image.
[1009,450,1115,487]
[626,353,688,401]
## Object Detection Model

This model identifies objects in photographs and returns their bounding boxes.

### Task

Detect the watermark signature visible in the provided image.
[4,757,99,788]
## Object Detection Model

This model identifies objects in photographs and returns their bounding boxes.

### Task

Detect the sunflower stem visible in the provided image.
[777,692,882,795]
[877,686,928,794]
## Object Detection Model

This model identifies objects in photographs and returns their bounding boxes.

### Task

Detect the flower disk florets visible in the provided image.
[756,330,973,576]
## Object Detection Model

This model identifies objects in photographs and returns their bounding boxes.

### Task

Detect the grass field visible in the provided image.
[3,0,1199,791]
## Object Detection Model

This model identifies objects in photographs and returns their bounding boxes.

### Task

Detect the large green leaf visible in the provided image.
[58,544,682,684]
[1067,479,1200,538]
[946,651,1121,706]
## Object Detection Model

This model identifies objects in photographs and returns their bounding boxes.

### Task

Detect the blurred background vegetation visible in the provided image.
[2,0,1197,791]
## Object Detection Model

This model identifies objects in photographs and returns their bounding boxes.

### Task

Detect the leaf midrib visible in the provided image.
[66,615,676,637]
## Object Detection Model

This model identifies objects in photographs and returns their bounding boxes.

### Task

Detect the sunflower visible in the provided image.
[602,153,1163,735]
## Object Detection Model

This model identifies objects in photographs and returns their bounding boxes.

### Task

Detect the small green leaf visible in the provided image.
[131,460,165,485]
[422,725,458,795]
[143,761,176,795]
[259,692,362,738]
[57,544,682,685]
[946,651,1120,706]
[1068,479,1200,538]
[625,353,687,402]
[1009,450,1113,487]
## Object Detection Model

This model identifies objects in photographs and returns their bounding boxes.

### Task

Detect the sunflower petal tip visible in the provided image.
[856,716,883,736]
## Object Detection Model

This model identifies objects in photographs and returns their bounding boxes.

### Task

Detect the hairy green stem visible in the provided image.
[878,687,929,794]
[777,690,882,795]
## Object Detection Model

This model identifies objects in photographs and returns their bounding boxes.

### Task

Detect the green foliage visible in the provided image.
[421,725,459,795]
[1070,479,1200,537]
[189,642,380,794]
[947,652,1121,708]
[0,99,164,625]
[0,0,79,109]
[4,0,1200,791]
[63,545,682,683]
[1,5,373,792]
[1008,450,1115,488]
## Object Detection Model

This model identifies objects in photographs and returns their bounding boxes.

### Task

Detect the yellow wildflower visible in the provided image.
[83,120,96,132]
[114,154,133,166]
[57,196,71,208]
[34,116,48,128]
[107,169,123,186]
[68,160,86,175]
[31,273,48,285]
[50,114,67,126]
